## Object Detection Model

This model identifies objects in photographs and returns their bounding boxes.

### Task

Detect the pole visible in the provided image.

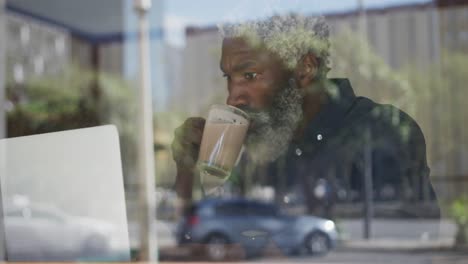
[363,127,373,239]
[357,0,373,239]
[425,1,441,202]
[134,0,157,261]
[0,0,5,140]
[0,1,7,260]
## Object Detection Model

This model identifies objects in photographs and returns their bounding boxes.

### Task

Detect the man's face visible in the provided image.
[220,37,304,163]
[220,37,290,110]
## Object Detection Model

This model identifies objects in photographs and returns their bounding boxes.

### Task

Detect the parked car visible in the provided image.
[176,198,338,260]
[4,203,116,261]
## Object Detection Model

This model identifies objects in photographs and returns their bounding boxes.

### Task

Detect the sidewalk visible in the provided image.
[339,238,454,252]
[336,218,461,252]
[337,218,456,241]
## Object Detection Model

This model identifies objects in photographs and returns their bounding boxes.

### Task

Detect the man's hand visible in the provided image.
[171,117,206,170]
[172,117,206,202]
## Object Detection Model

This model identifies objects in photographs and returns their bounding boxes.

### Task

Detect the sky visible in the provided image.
[163,0,431,46]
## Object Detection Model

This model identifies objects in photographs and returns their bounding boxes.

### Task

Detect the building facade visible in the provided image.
[172,3,442,115]
[175,27,225,116]
[326,3,438,72]
[5,0,167,111]
[5,11,70,84]
[432,1,468,198]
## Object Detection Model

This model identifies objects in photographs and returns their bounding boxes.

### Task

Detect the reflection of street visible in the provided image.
[148,219,456,248]
[129,220,177,249]
[260,251,468,264]
[159,251,468,264]
[339,218,456,241]
[4,201,118,261]
[152,218,462,262]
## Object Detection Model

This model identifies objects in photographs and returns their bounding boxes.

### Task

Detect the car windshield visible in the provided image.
[215,202,249,216]
[31,207,66,223]
[5,209,27,218]
[247,203,279,217]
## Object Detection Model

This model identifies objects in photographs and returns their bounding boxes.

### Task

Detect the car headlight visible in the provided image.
[324,220,335,231]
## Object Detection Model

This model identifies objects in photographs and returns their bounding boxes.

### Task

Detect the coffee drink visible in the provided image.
[198,123,248,173]
[197,105,249,188]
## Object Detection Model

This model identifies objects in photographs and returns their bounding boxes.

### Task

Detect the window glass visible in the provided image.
[247,203,278,217]
[2,0,468,263]
[31,209,64,223]
[215,202,249,216]
[5,209,24,218]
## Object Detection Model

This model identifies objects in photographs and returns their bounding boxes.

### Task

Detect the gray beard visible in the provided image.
[241,85,304,164]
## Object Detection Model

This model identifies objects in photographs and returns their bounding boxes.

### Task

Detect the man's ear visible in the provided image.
[293,53,319,89]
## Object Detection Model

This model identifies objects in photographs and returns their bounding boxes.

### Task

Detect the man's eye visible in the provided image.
[222,73,231,80]
[244,72,257,80]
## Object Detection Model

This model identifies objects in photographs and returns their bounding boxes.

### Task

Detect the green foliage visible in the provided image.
[450,196,468,226]
[8,68,90,134]
[153,111,186,187]
[449,196,468,246]
[6,66,138,178]
[402,51,468,164]
[331,28,411,108]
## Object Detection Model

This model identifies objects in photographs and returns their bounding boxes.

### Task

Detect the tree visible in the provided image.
[403,51,468,177]
[6,66,138,182]
[403,51,468,246]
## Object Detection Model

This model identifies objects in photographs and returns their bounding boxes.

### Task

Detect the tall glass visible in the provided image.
[197,105,249,194]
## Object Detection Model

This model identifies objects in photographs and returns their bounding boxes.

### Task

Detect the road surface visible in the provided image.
[161,251,468,264]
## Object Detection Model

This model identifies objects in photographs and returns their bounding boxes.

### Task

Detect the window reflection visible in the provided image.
[1,0,467,263]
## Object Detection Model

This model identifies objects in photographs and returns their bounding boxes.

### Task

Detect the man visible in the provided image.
[172,14,438,217]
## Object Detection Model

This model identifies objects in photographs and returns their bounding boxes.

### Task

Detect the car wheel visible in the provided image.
[204,234,230,261]
[304,232,330,255]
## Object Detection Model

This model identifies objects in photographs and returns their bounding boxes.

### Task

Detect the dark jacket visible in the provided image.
[235,78,438,215]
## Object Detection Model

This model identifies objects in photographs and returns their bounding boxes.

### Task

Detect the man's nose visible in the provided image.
[226,84,249,108]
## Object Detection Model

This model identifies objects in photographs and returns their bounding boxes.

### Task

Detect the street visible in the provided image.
[153,218,465,263]
[141,218,457,248]
[261,251,468,264]
[339,218,456,241]
[161,251,468,264]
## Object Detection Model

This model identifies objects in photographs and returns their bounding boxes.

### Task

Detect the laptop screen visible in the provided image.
[0,125,130,261]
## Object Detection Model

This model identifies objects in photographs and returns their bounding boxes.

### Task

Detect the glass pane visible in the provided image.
[1,0,468,263]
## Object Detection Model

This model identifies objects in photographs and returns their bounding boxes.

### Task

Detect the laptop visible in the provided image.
[0,125,130,261]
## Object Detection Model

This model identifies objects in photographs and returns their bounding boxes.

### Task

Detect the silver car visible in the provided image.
[3,203,116,261]
[176,198,338,260]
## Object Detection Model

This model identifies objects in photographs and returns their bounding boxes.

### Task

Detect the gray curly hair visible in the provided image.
[219,13,331,79]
